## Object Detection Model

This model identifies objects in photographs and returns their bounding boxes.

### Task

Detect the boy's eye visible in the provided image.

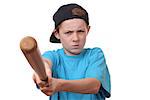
[77,30,85,33]
[64,31,73,34]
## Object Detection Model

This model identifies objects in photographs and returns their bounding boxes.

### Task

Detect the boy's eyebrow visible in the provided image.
[64,28,85,32]
[63,30,74,33]
[67,30,74,32]
[77,30,85,32]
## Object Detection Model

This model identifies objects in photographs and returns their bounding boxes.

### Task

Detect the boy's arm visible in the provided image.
[43,58,52,77]
[40,78,101,96]
[33,59,101,95]
[58,78,101,94]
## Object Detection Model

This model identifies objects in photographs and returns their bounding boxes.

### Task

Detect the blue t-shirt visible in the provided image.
[42,47,111,100]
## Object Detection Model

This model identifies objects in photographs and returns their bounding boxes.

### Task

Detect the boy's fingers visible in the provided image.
[33,69,53,89]
[33,72,52,89]
[41,87,52,92]
[41,87,54,96]
[38,77,52,88]
[38,78,54,96]
[38,81,49,88]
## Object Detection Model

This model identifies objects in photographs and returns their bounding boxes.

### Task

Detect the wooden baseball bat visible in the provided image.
[20,36,48,82]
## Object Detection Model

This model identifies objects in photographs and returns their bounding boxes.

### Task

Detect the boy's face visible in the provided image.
[54,19,90,56]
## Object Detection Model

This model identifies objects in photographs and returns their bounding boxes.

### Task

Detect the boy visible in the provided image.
[33,3,111,100]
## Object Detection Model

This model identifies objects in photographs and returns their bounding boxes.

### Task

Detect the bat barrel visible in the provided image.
[20,36,48,81]
[20,36,37,53]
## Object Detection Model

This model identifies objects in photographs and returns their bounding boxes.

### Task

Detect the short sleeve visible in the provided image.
[85,48,111,98]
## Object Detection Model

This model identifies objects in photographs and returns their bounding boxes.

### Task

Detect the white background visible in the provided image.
[0,0,150,100]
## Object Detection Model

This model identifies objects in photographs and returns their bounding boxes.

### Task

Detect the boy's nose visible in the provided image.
[72,33,79,42]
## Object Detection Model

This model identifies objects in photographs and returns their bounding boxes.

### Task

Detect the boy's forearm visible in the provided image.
[43,58,52,77]
[59,78,101,94]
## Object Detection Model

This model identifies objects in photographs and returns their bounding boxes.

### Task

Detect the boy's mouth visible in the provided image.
[72,44,79,47]
[72,44,80,49]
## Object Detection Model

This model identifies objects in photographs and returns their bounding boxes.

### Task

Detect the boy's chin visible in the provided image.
[64,48,83,56]
[69,49,82,55]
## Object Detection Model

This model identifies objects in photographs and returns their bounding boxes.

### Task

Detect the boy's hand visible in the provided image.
[33,74,61,96]
[32,59,61,96]
[33,73,49,88]
[40,78,61,96]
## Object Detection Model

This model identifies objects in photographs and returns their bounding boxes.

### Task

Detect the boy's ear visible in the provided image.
[53,29,60,39]
[88,26,90,32]
[87,25,91,34]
